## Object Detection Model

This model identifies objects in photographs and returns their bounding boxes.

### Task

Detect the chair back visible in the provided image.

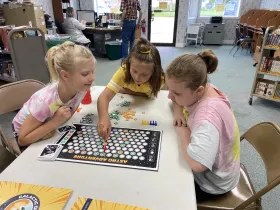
[0,79,45,115]
[236,122,280,209]
[0,80,45,156]
[187,24,200,35]
[243,24,249,37]
[235,27,240,41]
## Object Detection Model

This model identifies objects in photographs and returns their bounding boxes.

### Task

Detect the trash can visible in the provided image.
[105,41,122,60]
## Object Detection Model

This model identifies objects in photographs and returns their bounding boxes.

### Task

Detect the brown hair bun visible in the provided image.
[198,49,218,74]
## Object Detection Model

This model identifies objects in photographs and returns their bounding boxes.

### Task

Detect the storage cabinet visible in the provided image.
[203,23,225,45]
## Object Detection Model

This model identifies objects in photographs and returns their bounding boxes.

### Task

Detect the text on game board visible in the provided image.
[73,155,128,164]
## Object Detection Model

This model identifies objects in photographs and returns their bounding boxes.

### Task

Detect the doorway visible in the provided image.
[148,0,179,46]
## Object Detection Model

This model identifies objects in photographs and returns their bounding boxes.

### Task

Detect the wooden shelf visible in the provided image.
[0,75,16,83]
[258,71,280,77]
[263,46,280,50]
[252,94,280,102]
[2,60,13,63]
[250,26,280,105]
[0,50,10,54]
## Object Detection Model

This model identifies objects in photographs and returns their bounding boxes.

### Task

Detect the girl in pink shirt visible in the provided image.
[13,41,96,151]
[166,50,240,202]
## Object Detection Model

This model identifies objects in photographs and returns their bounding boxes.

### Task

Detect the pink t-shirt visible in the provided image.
[186,84,240,194]
[12,82,86,133]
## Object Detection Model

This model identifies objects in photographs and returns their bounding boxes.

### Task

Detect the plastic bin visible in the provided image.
[105,41,122,60]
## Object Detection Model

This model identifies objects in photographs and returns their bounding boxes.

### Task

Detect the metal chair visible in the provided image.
[229,26,242,54]
[230,25,255,56]
[197,122,280,210]
[0,79,45,156]
[0,145,16,173]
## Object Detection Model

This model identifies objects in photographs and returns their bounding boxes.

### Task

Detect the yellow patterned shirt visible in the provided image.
[107,66,165,96]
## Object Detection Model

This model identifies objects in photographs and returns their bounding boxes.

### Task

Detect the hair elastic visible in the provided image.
[140,50,151,54]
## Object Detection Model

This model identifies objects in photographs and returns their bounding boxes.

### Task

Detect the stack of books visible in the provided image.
[0,5,5,26]
[266,29,280,48]
[274,83,280,100]
[255,80,276,98]
[260,56,280,74]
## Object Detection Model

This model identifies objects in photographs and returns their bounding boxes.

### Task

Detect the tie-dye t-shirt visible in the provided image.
[12,82,86,133]
[186,84,240,194]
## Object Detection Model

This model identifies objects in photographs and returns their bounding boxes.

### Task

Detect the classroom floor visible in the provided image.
[1,45,280,209]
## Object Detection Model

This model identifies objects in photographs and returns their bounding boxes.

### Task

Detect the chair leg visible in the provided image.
[233,45,241,57]
[229,45,237,54]
[229,39,237,54]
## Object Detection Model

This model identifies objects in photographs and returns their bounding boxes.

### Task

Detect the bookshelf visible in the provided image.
[249,26,280,105]
[0,50,17,83]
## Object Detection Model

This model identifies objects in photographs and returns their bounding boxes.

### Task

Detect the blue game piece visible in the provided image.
[154,121,157,126]
[150,120,153,125]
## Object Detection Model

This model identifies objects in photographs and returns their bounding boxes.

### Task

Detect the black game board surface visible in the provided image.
[56,123,162,171]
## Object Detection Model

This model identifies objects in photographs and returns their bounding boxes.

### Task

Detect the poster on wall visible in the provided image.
[0,181,72,210]
[215,4,225,12]
[159,2,168,9]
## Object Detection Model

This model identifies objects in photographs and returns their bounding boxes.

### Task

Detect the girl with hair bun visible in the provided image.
[166,49,240,201]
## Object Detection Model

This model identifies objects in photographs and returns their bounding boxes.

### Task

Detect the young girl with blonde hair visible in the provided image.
[12,41,96,151]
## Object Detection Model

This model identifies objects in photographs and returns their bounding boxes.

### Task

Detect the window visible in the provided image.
[199,0,241,17]
[95,0,121,14]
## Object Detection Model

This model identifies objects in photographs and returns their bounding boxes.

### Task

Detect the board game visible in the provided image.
[0,181,72,210]
[71,196,150,210]
[56,123,162,171]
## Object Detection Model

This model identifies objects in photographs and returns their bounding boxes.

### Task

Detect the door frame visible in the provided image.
[147,0,179,46]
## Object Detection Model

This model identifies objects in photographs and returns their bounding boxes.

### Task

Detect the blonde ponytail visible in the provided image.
[45,41,95,83]
[45,46,59,82]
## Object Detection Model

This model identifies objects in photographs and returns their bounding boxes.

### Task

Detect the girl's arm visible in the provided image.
[119,88,147,97]
[175,126,207,173]
[173,101,186,126]
[73,18,86,30]
[97,88,116,138]
[18,106,71,146]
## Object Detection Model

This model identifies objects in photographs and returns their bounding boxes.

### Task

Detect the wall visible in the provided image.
[79,0,94,10]
[196,0,262,43]
[261,0,280,9]
[35,0,54,20]
[70,0,78,13]
[175,0,188,47]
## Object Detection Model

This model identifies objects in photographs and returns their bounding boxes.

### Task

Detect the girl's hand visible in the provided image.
[53,106,71,126]
[172,101,186,127]
[98,116,111,139]
[174,113,186,127]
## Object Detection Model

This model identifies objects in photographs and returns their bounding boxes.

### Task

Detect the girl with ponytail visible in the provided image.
[97,38,165,139]
[12,41,96,151]
[166,50,240,201]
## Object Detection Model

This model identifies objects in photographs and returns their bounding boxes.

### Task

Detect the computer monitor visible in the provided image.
[76,10,96,22]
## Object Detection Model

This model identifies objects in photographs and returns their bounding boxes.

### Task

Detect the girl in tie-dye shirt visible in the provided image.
[166,50,240,202]
[13,41,96,151]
